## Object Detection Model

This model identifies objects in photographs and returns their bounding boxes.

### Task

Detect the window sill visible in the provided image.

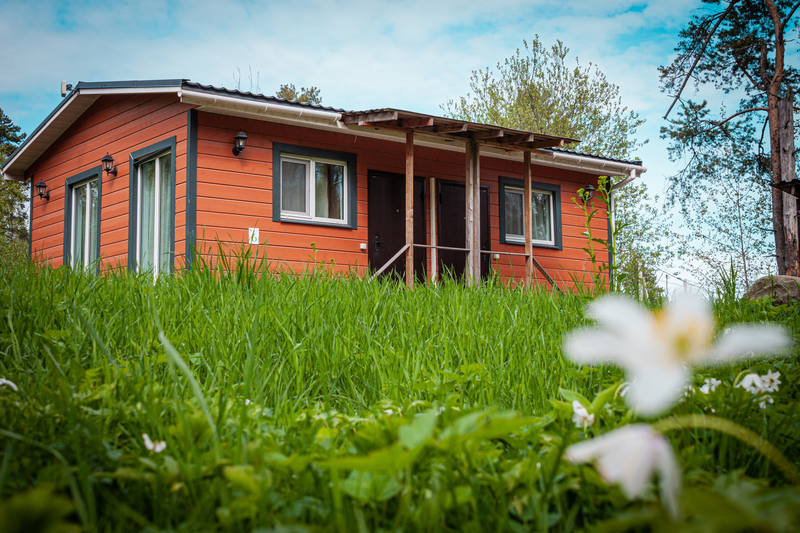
[279,215,354,230]
[501,237,561,250]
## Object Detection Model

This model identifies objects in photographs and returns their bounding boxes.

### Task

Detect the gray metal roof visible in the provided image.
[2,78,644,180]
[545,147,643,166]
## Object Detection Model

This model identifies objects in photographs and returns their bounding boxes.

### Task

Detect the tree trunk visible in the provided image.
[769,92,787,274]
[779,93,798,275]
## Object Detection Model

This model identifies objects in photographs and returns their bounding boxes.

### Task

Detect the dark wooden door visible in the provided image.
[368,172,427,280]
[437,181,490,280]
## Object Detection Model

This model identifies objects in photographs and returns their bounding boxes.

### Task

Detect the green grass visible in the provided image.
[1,255,799,532]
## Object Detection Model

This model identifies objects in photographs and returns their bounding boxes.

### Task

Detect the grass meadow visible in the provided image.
[1,254,799,532]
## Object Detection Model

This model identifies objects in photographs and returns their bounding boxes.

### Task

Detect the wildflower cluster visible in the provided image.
[563,292,791,518]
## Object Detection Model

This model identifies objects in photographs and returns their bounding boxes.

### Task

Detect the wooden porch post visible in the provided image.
[405,131,414,289]
[524,151,533,288]
[429,176,437,283]
[465,141,475,286]
[472,141,481,282]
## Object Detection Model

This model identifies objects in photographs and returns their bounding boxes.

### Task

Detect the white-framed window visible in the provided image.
[280,154,348,225]
[135,151,173,278]
[503,186,556,246]
[67,175,100,269]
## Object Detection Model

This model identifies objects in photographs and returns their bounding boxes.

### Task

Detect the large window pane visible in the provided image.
[73,183,87,268]
[314,162,344,220]
[158,154,172,273]
[139,160,156,272]
[88,180,99,265]
[531,192,552,242]
[504,190,523,237]
[282,161,307,213]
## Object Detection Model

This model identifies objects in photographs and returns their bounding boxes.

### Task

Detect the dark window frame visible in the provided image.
[63,165,103,271]
[127,136,177,273]
[498,176,562,250]
[272,142,358,229]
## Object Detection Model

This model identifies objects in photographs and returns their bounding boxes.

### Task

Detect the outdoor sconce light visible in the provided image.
[36,179,50,201]
[101,153,118,177]
[232,130,248,156]
[582,183,595,202]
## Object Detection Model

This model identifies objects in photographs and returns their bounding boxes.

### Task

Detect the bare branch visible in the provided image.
[664,0,740,120]
[780,1,800,35]
[694,107,768,136]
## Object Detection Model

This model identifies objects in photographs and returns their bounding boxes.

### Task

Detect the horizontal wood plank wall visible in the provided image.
[196,112,610,288]
[27,94,191,269]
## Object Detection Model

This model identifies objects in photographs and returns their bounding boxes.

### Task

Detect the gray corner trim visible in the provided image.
[63,166,103,271]
[128,136,177,273]
[498,176,562,251]
[272,142,358,229]
[28,177,33,260]
[186,110,198,268]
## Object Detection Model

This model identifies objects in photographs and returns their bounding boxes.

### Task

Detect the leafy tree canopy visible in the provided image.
[441,37,646,160]
[0,108,28,263]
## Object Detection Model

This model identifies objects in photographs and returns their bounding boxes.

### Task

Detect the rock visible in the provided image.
[744,275,800,305]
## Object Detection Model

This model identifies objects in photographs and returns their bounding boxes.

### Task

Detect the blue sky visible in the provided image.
[2,0,727,282]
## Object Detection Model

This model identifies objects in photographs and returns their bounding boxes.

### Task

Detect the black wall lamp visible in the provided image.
[582,183,595,203]
[233,130,248,156]
[36,179,50,201]
[101,153,118,177]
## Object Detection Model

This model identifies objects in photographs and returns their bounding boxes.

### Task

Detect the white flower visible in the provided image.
[572,400,595,428]
[245,399,251,406]
[759,395,774,409]
[142,433,166,453]
[683,385,695,398]
[761,370,781,393]
[0,379,18,392]
[738,373,765,394]
[699,378,721,395]
[565,425,681,518]
[563,293,790,416]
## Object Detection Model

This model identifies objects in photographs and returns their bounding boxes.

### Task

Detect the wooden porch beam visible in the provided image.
[356,117,434,131]
[398,117,434,129]
[416,123,469,134]
[472,141,481,283]
[405,130,414,289]
[343,111,398,124]
[524,151,532,289]
[465,141,474,286]
[531,138,566,149]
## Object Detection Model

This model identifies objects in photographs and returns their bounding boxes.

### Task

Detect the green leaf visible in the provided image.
[398,408,437,450]
[340,471,402,502]
[317,444,420,473]
[589,382,621,414]
[558,388,590,407]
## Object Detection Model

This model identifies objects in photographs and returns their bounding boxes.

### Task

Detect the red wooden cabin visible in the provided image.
[2,80,646,289]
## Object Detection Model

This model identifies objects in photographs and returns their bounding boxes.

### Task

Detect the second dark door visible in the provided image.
[438,181,490,280]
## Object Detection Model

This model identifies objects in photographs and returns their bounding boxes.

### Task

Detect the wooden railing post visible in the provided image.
[524,150,532,289]
[429,176,437,283]
[405,131,414,289]
[465,141,474,286]
[472,141,481,283]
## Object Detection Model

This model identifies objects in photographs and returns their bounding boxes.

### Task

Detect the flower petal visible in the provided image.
[653,435,682,519]
[707,325,791,365]
[563,330,641,367]
[626,364,688,417]
[587,295,654,337]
